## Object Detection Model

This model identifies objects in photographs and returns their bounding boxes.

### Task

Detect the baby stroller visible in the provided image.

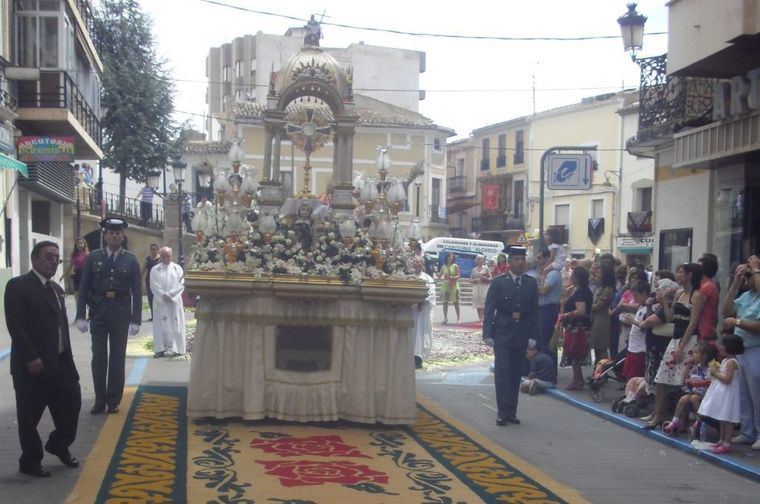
[587,352,627,403]
[611,376,652,418]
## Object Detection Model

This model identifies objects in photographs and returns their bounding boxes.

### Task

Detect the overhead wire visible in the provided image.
[198,0,667,42]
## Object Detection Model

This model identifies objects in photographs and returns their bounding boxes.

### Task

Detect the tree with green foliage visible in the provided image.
[94,0,176,207]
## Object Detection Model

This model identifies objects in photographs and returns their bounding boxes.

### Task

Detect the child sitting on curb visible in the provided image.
[521,339,557,395]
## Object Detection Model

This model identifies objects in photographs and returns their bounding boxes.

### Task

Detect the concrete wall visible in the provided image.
[667,0,760,74]
[652,147,711,269]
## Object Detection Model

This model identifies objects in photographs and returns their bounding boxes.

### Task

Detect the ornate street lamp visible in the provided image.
[171,154,187,267]
[617,3,647,61]
[147,169,162,191]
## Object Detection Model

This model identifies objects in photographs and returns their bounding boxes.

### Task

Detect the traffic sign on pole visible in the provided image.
[547,153,593,190]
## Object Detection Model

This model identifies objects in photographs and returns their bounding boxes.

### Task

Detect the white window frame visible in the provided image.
[234,60,242,78]
[554,203,570,227]
[590,198,604,219]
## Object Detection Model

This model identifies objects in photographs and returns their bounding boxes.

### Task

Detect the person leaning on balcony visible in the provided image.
[437,252,461,325]
[722,255,760,450]
[136,182,155,227]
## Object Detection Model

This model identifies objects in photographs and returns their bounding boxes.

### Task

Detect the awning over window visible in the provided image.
[0,153,28,177]
[18,162,76,203]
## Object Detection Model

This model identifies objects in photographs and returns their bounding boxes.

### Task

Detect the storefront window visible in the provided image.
[659,228,692,272]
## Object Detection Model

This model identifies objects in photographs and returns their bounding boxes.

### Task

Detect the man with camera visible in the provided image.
[722,254,760,450]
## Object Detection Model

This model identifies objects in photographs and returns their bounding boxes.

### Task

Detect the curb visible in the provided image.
[545,386,760,483]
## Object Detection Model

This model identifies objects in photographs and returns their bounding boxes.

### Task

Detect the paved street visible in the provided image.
[0,299,758,503]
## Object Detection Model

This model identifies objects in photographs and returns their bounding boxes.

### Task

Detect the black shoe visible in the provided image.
[153,351,165,358]
[44,444,79,468]
[496,417,508,426]
[414,356,423,369]
[107,404,120,414]
[19,464,51,478]
[90,403,106,415]
[505,416,521,425]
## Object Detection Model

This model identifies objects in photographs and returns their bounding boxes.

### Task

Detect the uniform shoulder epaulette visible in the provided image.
[123,250,136,257]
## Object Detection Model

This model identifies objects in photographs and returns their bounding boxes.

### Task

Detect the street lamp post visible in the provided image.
[617,3,648,61]
[171,155,187,268]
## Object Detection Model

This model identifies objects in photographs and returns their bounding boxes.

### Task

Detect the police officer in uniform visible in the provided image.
[75,218,142,414]
[482,246,539,426]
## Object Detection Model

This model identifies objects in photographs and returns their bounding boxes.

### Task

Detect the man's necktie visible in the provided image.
[515,275,522,289]
[46,281,65,353]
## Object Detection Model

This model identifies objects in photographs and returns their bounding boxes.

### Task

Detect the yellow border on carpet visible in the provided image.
[416,393,589,504]
[65,387,137,504]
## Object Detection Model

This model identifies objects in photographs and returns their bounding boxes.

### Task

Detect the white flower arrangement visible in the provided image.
[188,215,418,284]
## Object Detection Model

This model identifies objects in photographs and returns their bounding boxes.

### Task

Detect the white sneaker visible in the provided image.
[731,434,753,444]
[752,439,760,451]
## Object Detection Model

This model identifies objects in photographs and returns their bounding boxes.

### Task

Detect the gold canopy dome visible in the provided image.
[275,46,352,113]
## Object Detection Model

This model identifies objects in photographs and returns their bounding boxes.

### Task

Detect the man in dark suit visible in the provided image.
[75,217,142,415]
[5,241,81,477]
[483,246,539,426]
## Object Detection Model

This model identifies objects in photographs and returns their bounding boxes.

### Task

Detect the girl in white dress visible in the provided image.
[697,334,745,454]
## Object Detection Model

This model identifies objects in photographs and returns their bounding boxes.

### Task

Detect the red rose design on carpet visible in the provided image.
[250,435,371,458]
[256,460,389,487]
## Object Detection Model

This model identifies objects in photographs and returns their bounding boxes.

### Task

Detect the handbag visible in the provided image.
[562,325,588,358]
[549,317,563,352]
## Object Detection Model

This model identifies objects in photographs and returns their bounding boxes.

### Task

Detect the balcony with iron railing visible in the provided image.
[630,54,715,147]
[75,0,98,41]
[0,87,18,121]
[17,70,102,151]
[480,158,490,170]
[472,212,525,232]
[447,175,467,193]
[513,151,524,165]
[496,154,507,168]
[78,187,165,228]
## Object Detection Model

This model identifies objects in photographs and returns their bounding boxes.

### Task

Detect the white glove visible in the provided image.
[483,337,495,347]
[128,323,140,336]
[75,319,89,333]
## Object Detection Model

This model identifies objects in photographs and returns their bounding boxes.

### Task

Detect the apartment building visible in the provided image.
[205,29,425,141]
[445,138,478,238]
[5,0,102,278]
[627,0,760,280]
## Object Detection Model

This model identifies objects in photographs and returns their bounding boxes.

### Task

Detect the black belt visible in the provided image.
[92,290,130,299]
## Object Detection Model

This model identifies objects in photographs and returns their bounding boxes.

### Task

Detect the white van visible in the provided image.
[421,237,504,258]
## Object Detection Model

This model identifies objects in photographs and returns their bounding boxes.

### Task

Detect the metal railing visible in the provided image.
[496,154,507,168]
[0,87,18,112]
[78,187,164,228]
[447,175,467,193]
[633,54,715,144]
[513,151,524,165]
[74,0,99,48]
[17,70,102,147]
[480,158,490,170]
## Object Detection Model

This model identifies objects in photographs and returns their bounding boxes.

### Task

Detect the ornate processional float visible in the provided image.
[185,21,427,425]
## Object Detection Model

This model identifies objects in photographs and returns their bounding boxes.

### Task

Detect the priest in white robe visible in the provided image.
[412,256,436,369]
[149,247,186,357]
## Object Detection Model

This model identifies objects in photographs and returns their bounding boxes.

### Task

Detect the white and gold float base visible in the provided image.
[185,272,428,424]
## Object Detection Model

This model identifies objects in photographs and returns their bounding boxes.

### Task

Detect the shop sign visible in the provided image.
[713,66,760,120]
[0,123,13,153]
[617,235,654,249]
[17,136,75,162]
